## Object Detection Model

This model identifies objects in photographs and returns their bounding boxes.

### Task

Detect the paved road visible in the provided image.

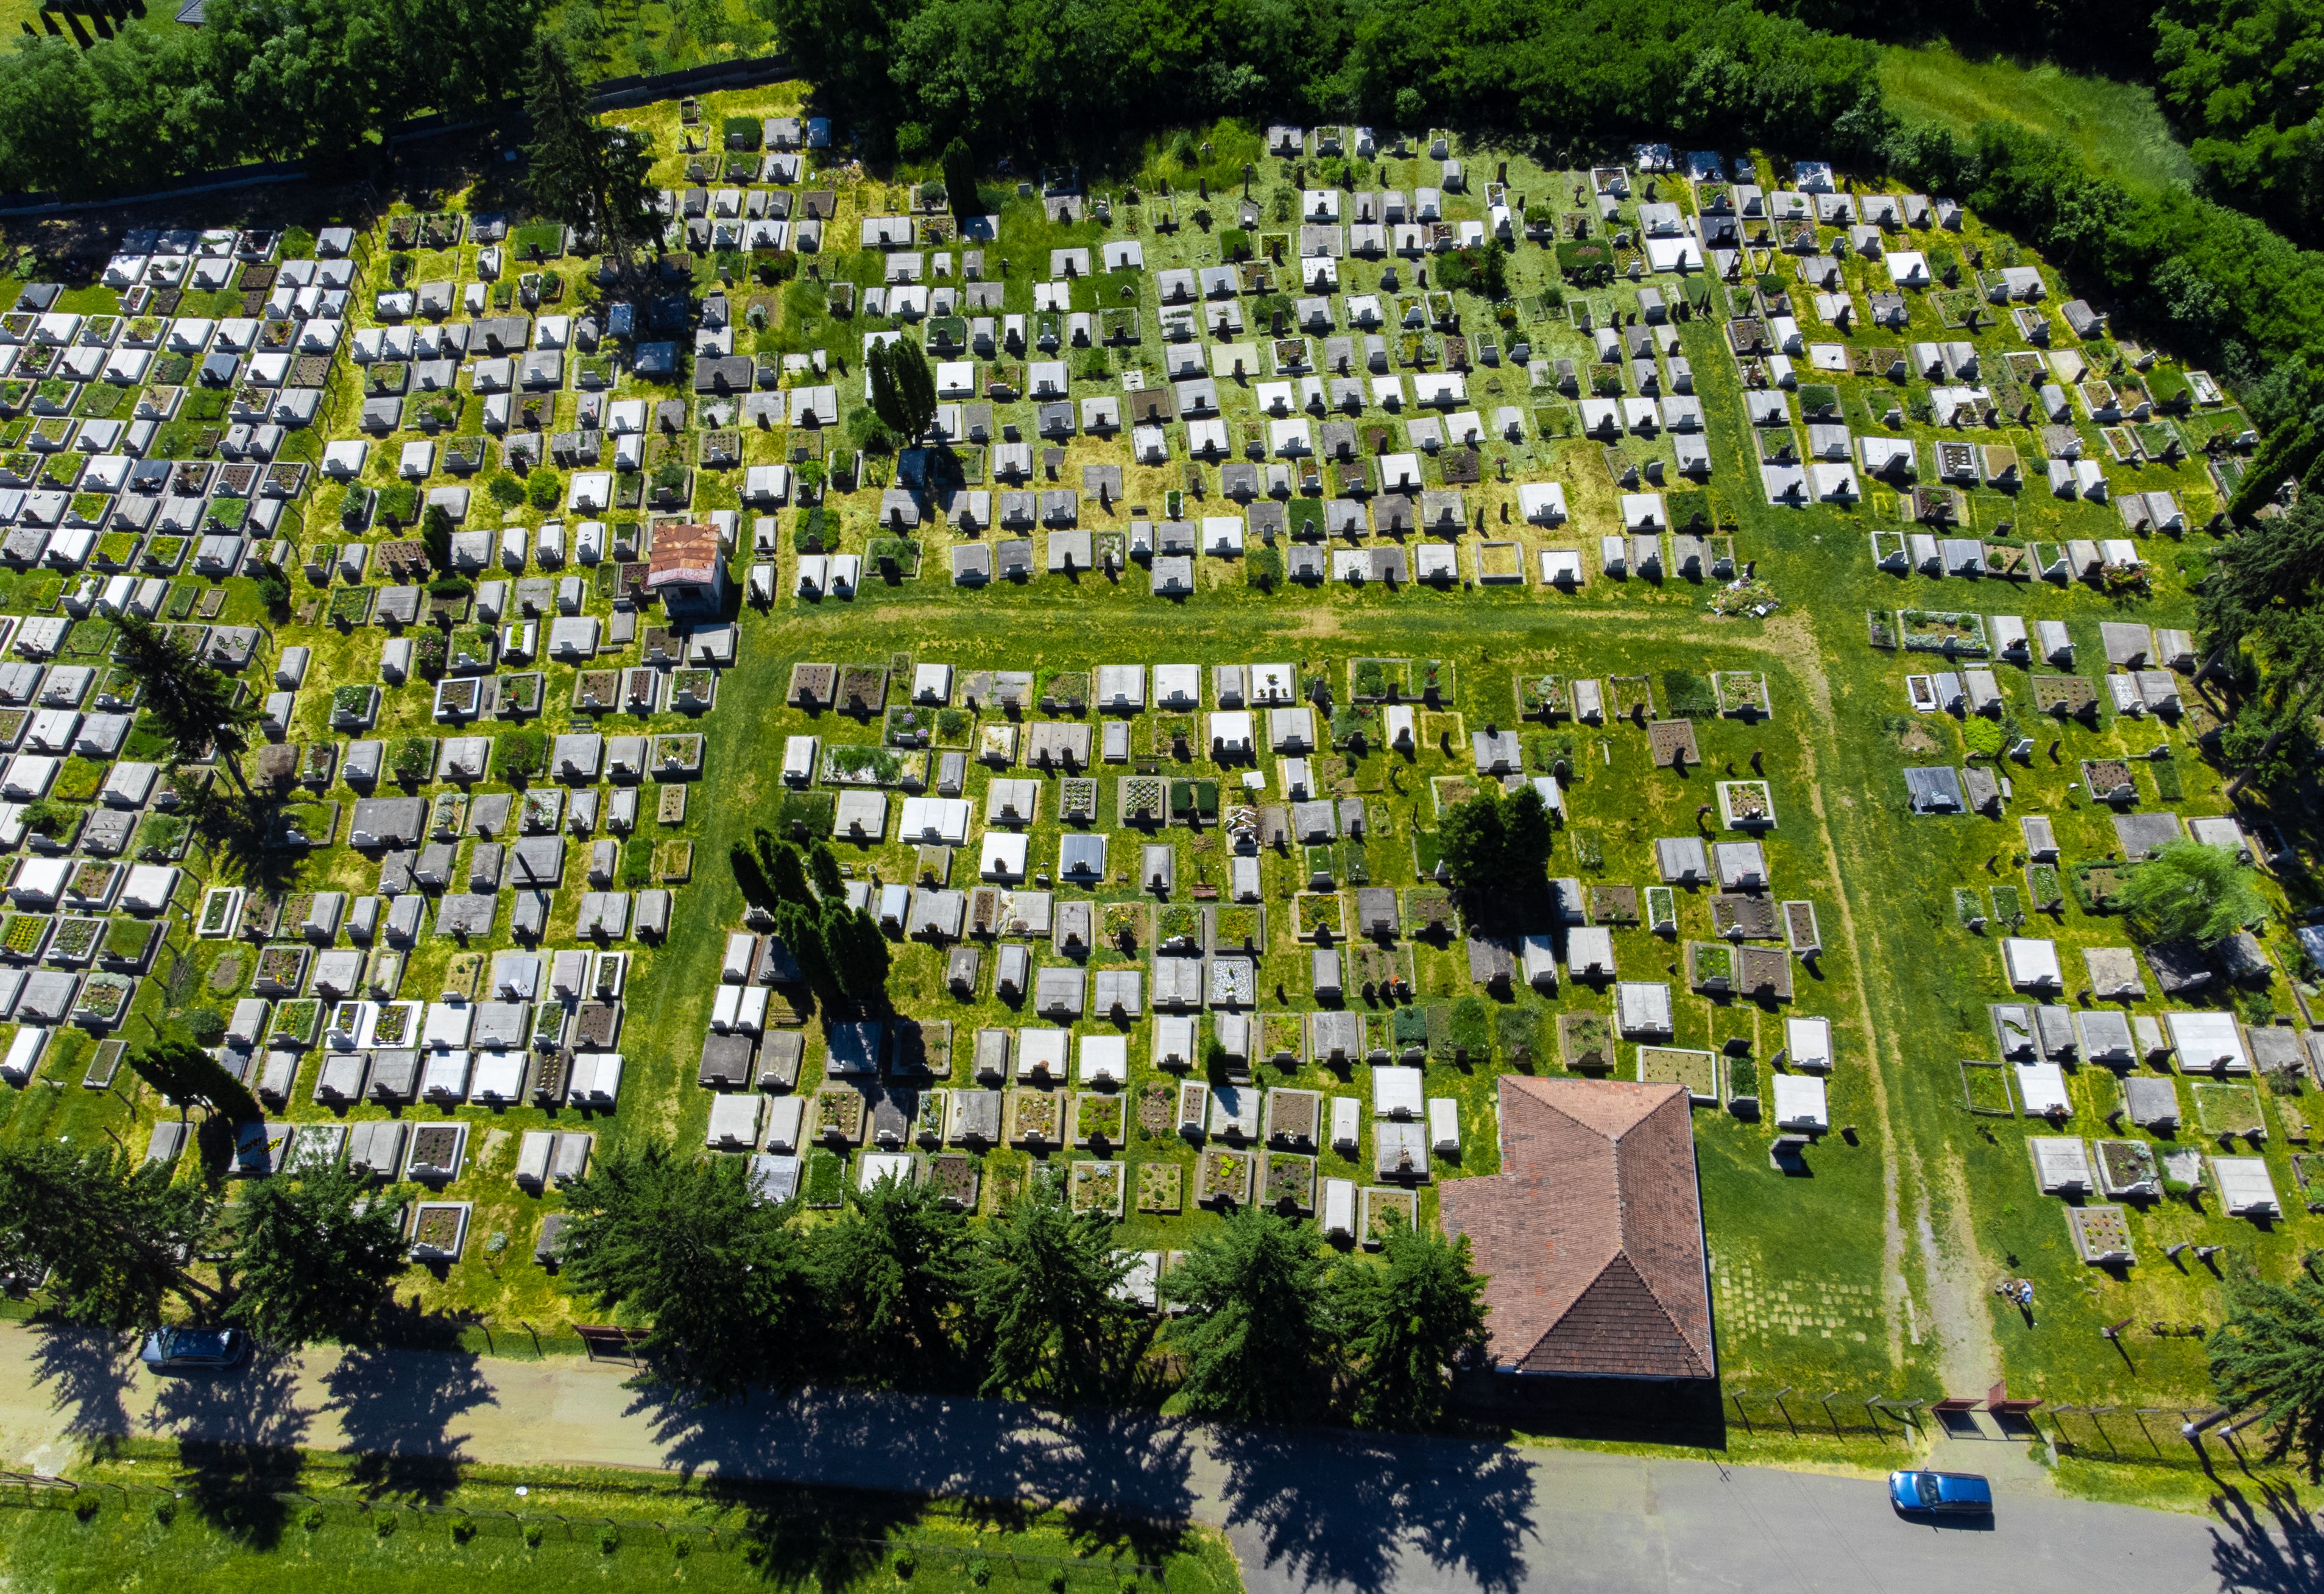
[0,1323,2313,1594]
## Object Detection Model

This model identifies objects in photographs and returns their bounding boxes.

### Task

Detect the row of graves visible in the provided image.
[1686,160,2249,523]
[0,580,202,1067]
[13,202,757,1266]
[724,144,1720,598]
[59,214,755,1263]
[1986,924,2317,1266]
[160,940,616,1264]
[696,1000,1438,1249]
[1893,615,2220,820]
[680,652,1839,1237]
[1,254,339,601]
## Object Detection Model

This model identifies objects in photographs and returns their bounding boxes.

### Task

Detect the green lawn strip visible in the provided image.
[12,1443,1239,1594]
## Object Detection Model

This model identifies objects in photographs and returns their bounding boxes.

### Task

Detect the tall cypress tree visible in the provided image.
[523,32,654,283]
[524,35,599,239]
[942,136,978,222]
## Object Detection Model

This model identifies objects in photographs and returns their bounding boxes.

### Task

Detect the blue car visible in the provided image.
[139,1327,247,1372]
[1888,1470,1992,1517]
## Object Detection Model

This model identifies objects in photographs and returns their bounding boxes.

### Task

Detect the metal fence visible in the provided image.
[1723,1388,1933,1440]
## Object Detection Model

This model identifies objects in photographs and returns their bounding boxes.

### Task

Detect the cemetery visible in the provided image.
[0,88,2314,1444]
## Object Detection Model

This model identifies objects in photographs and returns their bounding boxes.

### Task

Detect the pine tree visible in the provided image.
[225,1159,408,1347]
[111,615,264,795]
[0,1144,220,1329]
[811,1174,971,1383]
[523,32,655,284]
[2209,1258,2324,1478]
[1333,1227,1489,1430]
[970,1176,1134,1402]
[1165,1205,1336,1425]
[559,1140,821,1396]
[524,34,599,240]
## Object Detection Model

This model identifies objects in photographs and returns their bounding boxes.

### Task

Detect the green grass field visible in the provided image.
[0,1448,1241,1594]
[1879,43,2199,198]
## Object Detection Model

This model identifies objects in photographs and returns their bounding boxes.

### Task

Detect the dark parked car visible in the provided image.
[139,1327,247,1372]
[1888,1470,1992,1517]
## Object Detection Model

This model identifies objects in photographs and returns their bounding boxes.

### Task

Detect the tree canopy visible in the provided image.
[813,1174,973,1381]
[1333,1226,1490,1430]
[0,1144,220,1330]
[1435,785,1555,930]
[559,1141,821,1396]
[1165,1205,1337,1424]
[225,1160,409,1347]
[969,1174,1136,1403]
[2209,1257,2324,1478]
[2114,838,2269,945]
[523,33,658,279]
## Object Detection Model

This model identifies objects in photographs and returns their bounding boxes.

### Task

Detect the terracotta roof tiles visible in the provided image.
[1438,1075,1714,1380]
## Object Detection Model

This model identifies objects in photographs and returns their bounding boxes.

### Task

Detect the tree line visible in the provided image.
[0,0,542,196]
[772,0,1879,159]
[0,1040,409,1345]
[559,1140,1491,1430]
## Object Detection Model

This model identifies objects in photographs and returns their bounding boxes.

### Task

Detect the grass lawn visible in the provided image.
[1879,42,2200,197]
[0,1445,1240,1594]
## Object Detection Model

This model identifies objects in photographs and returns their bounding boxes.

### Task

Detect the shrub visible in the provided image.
[527,470,562,510]
[493,730,548,783]
[487,473,524,507]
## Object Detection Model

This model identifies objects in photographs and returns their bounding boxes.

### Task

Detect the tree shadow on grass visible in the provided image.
[145,1342,311,1550]
[188,788,302,897]
[23,1320,138,1448]
[319,1339,496,1503]
[1209,1423,1538,1594]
